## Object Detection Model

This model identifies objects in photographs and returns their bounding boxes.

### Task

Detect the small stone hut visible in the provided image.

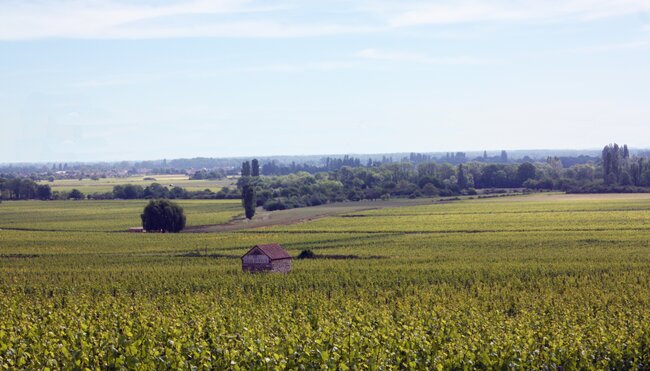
[241,244,292,273]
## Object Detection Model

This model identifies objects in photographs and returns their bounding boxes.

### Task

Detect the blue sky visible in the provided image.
[1,0,650,162]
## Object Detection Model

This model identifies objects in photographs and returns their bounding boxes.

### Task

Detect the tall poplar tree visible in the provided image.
[457,164,468,189]
[241,161,251,177]
[242,185,256,219]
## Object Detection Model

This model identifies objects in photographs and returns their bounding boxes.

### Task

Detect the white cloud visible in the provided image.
[356,48,494,65]
[1,0,649,40]
[0,0,374,40]
[386,0,650,27]
[575,39,650,53]
[69,78,142,88]
[181,60,362,77]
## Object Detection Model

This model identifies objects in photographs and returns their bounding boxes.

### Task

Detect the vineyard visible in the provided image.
[1,194,649,369]
[0,199,241,232]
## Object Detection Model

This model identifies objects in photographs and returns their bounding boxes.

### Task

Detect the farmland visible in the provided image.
[1,194,649,369]
[0,200,242,232]
[38,174,236,194]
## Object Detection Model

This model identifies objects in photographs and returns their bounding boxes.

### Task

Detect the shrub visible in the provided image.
[264,198,290,211]
[68,189,85,200]
[297,249,316,259]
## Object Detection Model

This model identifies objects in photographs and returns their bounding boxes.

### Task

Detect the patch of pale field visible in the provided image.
[39,174,237,193]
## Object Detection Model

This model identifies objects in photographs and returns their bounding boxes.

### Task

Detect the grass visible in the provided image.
[0,194,649,368]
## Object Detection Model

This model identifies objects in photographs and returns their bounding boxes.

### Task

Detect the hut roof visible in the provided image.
[243,244,292,260]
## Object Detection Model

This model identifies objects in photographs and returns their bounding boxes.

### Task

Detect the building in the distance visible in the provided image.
[241,244,292,273]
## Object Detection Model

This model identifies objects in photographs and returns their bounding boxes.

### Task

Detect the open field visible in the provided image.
[186,198,441,232]
[38,174,237,194]
[0,200,242,231]
[1,194,649,368]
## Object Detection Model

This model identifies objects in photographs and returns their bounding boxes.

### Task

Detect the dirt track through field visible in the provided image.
[183,198,441,233]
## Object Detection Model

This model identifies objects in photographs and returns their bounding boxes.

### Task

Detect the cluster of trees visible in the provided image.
[107,183,240,200]
[247,162,540,211]
[4,144,649,206]
[242,149,646,210]
[569,143,650,193]
[258,152,518,176]
[189,169,226,180]
[0,177,241,201]
[0,177,86,200]
[0,178,51,200]
[261,156,365,176]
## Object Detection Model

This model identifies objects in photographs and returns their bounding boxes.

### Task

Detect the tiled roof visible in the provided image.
[243,244,292,260]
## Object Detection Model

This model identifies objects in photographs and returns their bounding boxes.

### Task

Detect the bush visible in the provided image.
[297,249,316,259]
[141,199,186,233]
[264,198,290,211]
[438,188,454,197]
[567,183,650,194]
[68,189,85,200]
[409,190,422,199]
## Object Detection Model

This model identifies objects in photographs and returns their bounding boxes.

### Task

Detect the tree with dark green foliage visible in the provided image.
[457,164,468,189]
[251,159,260,177]
[36,184,52,200]
[602,143,625,184]
[241,161,251,177]
[113,184,144,199]
[69,189,85,200]
[517,162,536,186]
[141,199,186,233]
[242,185,256,219]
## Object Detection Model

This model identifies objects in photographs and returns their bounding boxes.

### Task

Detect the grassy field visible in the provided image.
[0,194,649,368]
[38,174,236,193]
[0,200,242,231]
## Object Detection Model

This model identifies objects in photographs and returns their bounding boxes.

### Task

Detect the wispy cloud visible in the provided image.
[385,0,650,27]
[69,78,142,88]
[356,48,495,65]
[574,39,650,53]
[1,0,649,40]
[0,0,375,40]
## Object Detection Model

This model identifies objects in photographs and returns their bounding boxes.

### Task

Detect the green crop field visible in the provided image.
[39,174,237,194]
[0,200,242,231]
[1,194,649,369]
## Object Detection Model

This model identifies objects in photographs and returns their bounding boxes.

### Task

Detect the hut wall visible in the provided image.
[270,259,292,273]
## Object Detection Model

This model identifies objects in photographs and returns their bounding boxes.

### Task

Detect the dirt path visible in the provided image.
[184,198,441,233]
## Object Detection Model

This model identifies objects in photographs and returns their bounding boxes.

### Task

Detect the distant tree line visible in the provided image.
[3,144,648,204]
[569,143,650,193]
[189,169,226,180]
[258,150,550,176]
[0,178,239,201]
[107,183,240,200]
[261,156,364,175]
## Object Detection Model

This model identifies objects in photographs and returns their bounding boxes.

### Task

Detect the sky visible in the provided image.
[1,0,650,163]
